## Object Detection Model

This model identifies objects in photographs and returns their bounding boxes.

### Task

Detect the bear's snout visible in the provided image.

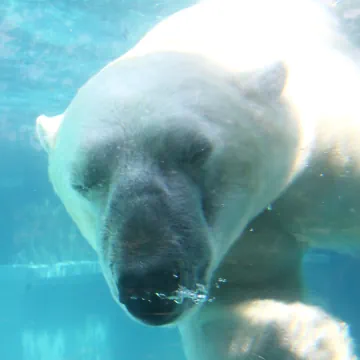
[118,262,187,326]
[116,213,209,325]
[115,219,210,325]
[104,172,212,325]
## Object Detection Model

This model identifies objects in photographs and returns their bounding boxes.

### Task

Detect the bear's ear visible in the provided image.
[240,61,287,100]
[36,113,64,153]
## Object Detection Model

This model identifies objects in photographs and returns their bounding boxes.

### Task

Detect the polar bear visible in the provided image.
[36,0,360,358]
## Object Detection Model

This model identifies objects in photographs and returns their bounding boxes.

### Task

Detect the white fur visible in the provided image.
[36,0,360,358]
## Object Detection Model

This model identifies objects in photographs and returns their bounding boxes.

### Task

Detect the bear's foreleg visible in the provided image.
[180,299,356,360]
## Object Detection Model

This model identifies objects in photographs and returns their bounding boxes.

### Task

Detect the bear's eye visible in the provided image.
[71,167,108,196]
[72,180,107,196]
[72,183,91,195]
[181,135,213,167]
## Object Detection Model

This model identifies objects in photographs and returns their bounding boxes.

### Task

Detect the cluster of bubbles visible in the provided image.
[156,283,212,304]
[155,277,228,305]
[127,276,228,304]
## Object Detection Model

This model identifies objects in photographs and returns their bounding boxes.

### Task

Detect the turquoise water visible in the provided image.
[1,0,360,359]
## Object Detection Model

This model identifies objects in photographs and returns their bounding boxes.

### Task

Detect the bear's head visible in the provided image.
[36,52,290,326]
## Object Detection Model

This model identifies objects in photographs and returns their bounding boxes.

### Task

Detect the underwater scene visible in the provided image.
[2,0,360,359]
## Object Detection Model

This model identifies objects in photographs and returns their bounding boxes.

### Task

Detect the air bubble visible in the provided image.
[129,277,229,305]
[156,283,214,304]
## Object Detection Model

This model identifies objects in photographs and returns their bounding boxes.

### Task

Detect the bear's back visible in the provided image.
[118,0,360,169]
[113,0,360,266]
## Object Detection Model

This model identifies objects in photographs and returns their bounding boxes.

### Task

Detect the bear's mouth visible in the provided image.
[117,267,193,326]
[117,266,210,326]
[119,289,191,326]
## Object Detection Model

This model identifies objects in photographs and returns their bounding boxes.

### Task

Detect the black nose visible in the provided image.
[118,266,185,326]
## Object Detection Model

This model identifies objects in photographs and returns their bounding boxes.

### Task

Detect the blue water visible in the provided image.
[1,0,360,359]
